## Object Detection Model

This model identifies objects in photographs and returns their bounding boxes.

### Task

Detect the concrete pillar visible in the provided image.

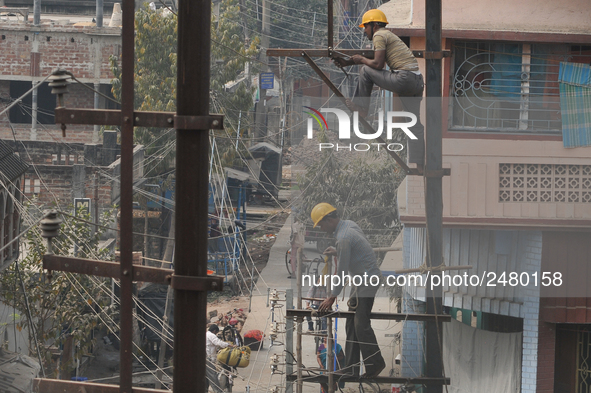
[72,164,86,199]
[84,144,99,166]
[102,130,118,165]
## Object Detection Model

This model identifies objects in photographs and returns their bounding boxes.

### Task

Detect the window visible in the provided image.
[450,42,591,134]
[24,178,40,195]
[9,81,56,124]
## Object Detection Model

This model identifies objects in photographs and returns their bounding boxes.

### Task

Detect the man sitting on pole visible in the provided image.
[313,203,386,379]
[334,9,425,165]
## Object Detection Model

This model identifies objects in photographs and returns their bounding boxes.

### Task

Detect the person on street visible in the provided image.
[306,272,328,332]
[317,338,346,393]
[333,9,425,164]
[206,324,232,392]
[312,203,386,379]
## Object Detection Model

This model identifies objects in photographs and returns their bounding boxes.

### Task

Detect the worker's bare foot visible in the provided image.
[345,99,368,118]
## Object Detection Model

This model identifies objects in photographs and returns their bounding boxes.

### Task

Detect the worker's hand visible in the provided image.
[333,56,353,68]
[323,246,337,256]
[351,55,364,65]
[318,296,336,312]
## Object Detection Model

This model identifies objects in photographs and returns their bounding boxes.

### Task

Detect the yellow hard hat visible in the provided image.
[359,9,388,28]
[311,203,337,228]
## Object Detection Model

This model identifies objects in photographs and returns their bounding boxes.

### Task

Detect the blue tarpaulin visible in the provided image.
[558,62,591,148]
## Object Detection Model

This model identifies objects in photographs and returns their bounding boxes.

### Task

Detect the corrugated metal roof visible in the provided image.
[0,140,29,183]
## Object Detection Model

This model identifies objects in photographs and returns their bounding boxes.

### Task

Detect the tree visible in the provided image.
[295,142,405,255]
[210,0,261,168]
[110,2,259,174]
[110,7,177,177]
[109,4,259,260]
[0,206,117,376]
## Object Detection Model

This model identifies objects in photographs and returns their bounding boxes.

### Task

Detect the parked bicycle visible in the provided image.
[218,317,244,392]
[285,249,327,278]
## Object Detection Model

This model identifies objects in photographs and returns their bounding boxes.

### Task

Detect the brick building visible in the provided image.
[0,10,146,217]
[0,139,28,272]
[0,13,121,143]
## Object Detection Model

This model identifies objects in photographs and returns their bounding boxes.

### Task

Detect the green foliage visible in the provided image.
[0,206,117,376]
[296,150,405,254]
[110,7,177,177]
[211,0,261,169]
[110,2,259,175]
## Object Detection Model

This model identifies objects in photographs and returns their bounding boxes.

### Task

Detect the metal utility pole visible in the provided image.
[33,0,40,25]
[424,0,444,392]
[173,0,212,390]
[254,0,270,139]
[96,0,104,27]
[285,289,294,393]
[118,0,136,389]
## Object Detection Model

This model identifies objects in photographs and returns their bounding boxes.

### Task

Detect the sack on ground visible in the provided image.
[244,330,264,350]
[217,346,251,368]
[244,330,264,341]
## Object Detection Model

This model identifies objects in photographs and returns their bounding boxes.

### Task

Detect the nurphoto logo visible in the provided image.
[304,107,418,152]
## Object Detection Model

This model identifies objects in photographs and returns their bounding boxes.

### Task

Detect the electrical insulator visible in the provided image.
[40,210,62,239]
[270,354,280,374]
[48,69,71,107]
[270,289,279,301]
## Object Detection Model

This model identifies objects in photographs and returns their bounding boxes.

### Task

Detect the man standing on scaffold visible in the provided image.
[312,203,386,379]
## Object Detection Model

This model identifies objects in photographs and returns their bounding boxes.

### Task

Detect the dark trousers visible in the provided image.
[352,65,425,164]
[345,294,385,377]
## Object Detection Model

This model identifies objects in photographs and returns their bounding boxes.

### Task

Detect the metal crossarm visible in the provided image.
[55,108,224,129]
[34,379,166,393]
[286,309,452,322]
[266,49,375,58]
[285,374,450,385]
[43,255,225,290]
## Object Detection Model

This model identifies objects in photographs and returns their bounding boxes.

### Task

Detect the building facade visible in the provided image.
[381,0,591,392]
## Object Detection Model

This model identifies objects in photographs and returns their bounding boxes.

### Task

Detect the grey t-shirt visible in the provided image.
[331,220,381,297]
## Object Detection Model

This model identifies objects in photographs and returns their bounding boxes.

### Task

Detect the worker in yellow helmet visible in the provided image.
[333,9,425,165]
[310,202,386,379]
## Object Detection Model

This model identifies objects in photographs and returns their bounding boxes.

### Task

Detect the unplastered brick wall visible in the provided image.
[22,165,115,208]
[0,124,95,143]
[64,83,96,109]
[6,140,87,165]
[0,23,121,80]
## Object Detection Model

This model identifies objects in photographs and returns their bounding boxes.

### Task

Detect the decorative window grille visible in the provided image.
[451,42,591,133]
[499,163,591,203]
[577,329,591,393]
